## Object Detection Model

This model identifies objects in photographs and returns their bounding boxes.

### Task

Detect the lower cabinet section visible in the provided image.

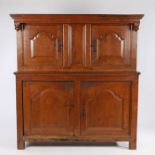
[16,73,138,149]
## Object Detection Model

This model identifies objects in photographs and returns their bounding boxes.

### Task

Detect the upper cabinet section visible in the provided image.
[10,14,144,72]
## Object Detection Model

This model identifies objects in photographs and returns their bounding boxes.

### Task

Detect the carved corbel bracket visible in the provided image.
[130,22,140,31]
[14,23,24,31]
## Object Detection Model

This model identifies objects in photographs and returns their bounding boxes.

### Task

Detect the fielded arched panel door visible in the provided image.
[23,81,75,136]
[80,81,130,136]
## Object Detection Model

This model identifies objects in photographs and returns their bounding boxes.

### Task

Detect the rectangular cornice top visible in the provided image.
[10,14,144,24]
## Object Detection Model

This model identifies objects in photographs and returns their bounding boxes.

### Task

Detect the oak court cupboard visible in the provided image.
[10,14,144,149]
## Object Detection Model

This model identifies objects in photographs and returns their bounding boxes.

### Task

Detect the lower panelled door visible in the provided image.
[80,81,131,137]
[23,81,75,137]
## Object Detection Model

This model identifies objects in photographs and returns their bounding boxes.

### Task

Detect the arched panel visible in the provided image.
[30,32,58,59]
[85,88,123,128]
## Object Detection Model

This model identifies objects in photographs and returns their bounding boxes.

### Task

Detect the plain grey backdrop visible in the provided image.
[0,0,155,154]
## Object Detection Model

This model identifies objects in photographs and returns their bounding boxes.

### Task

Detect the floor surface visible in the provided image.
[0,128,155,155]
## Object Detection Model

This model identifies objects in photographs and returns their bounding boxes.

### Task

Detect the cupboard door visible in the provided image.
[80,81,130,136]
[23,24,63,68]
[91,25,130,69]
[23,81,75,136]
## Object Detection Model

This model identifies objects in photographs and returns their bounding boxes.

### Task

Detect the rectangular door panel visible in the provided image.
[80,81,131,136]
[63,24,88,68]
[23,81,75,136]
